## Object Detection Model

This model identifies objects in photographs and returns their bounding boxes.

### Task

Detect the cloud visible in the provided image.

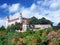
[0,3,8,8]
[50,2,60,10]
[0,0,60,27]
[30,3,37,11]
[34,0,60,25]
[0,18,6,27]
[9,3,20,13]
[9,12,20,20]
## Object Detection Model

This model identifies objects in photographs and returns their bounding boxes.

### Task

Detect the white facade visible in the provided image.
[6,13,23,28]
[6,13,28,32]
[7,18,20,26]
[22,20,29,31]
[34,24,52,29]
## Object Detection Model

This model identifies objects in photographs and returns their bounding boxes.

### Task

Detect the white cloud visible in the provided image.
[50,2,60,10]
[30,3,37,11]
[9,12,20,20]
[0,3,8,8]
[22,9,33,18]
[48,10,60,23]
[37,0,42,5]
[9,3,20,13]
[0,19,6,27]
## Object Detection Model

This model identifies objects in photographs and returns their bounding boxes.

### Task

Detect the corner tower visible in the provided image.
[19,13,23,23]
[6,16,10,28]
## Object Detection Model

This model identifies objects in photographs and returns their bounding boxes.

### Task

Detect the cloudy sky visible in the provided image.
[0,0,60,27]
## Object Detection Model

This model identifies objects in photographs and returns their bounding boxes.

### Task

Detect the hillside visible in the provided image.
[0,28,60,45]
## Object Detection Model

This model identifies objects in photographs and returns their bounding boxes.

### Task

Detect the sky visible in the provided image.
[0,0,60,27]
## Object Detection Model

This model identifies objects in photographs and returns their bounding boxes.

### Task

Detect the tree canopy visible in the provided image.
[28,16,39,24]
[28,16,53,25]
[7,22,22,31]
[0,26,6,31]
[57,23,60,29]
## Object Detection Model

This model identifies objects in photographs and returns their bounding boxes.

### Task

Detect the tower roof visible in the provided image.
[8,18,19,22]
[7,16,10,19]
[23,18,29,20]
[20,12,22,15]
[8,17,29,22]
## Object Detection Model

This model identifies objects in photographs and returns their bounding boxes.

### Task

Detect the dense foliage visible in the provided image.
[7,22,22,32]
[53,23,60,30]
[0,26,6,31]
[28,16,53,25]
[0,28,60,45]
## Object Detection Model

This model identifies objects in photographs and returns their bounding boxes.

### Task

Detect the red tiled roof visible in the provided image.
[8,18,19,22]
[8,18,29,22]
[23,18,29,20]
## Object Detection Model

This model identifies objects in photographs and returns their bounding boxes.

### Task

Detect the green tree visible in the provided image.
[15,22,22,30]
[38,17,53,26]
[28,17,53,26]
[7,24,15,32]
[7,22,22,31]
[0,26,6,31]
[57,23,60,29]
[28,16,39,24]
[28,16,39,30]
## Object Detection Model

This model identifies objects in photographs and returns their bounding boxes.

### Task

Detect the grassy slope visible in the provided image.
[0,28,60,45]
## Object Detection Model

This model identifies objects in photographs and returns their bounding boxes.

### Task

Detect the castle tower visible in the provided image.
[6,16,10,28]
[22,20,29,32]
[19,13,23,23]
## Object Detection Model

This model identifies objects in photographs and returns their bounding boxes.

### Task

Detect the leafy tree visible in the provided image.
[15,22,22,30]
[57,23,60,29]
[7,24,15,32]
[7,22,22,31]
[10,24,15,31]
[28,16,39,24]
[38,17,53,26]
[0,26,6,31]
[28,16,39,30]
[28,17,53,26]
[53,23,60,30]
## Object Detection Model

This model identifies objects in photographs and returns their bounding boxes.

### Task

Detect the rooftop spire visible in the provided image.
[7,16,10,19]
[20,12,22,15]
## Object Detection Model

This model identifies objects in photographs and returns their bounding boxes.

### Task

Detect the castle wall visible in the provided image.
[34,24,52,29]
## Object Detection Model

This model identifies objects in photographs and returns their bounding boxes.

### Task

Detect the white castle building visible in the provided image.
[6,13,52,32]
[6,13,29,32]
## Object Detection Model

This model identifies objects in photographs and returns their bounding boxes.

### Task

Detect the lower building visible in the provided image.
[34,24,52,29]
